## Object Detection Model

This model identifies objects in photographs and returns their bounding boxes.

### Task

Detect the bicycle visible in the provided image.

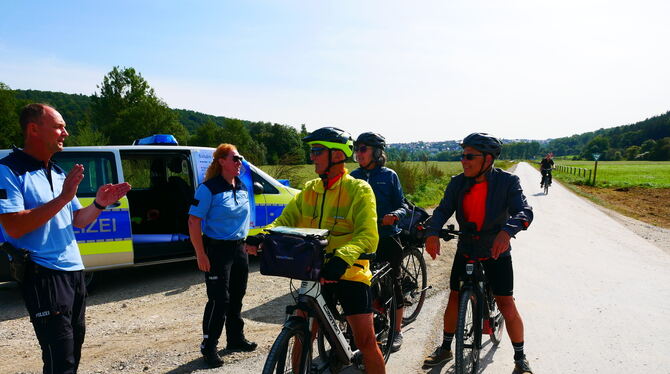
[397,202,431,325]
[541,168,552,195]
[440,225,505,374]
[262,241,396,373]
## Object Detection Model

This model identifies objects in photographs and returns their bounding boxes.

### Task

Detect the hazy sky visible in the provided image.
[2,1,669,143]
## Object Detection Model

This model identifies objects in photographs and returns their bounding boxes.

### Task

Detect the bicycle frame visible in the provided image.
[290,280,356,365]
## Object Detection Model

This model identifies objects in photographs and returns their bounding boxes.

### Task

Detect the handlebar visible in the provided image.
[438,224,461,241]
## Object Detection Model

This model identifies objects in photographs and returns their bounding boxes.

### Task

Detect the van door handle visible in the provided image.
[108,202,121,208]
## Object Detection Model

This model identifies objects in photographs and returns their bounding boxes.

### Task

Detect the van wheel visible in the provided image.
[84,272,96,292]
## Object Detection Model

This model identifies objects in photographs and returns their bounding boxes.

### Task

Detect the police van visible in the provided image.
[0,135,299,286]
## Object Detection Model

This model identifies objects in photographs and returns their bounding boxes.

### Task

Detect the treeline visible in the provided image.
[541,112,670,161]
[3,66,669,162]
[389,113,670,161]
[0,67,309,165]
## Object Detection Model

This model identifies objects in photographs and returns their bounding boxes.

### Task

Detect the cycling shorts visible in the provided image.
[449,253,514,296]
[322,280,372,316]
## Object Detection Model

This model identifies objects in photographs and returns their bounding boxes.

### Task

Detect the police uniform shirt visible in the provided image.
[0,149,84,271]
[189,175,250,240]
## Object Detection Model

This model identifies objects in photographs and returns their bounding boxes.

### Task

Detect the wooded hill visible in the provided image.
[2,71,668,162]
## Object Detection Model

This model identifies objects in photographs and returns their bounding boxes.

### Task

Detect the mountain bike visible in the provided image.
[262,251,396,373]
[440,225,505,374]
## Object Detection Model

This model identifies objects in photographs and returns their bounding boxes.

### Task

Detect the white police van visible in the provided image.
[0,135,299,285]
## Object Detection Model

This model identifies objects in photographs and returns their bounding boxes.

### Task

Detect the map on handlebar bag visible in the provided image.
[268,226,329,238]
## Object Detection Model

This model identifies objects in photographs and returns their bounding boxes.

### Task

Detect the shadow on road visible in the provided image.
[420,339,501,374]
[0,256,270,322]
[0,260,206,322]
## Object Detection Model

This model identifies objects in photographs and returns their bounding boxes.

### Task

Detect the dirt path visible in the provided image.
[2,162,669,373]
[0,237,457,374]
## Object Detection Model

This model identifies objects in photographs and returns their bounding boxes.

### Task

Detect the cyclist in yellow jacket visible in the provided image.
[248,127,385,373]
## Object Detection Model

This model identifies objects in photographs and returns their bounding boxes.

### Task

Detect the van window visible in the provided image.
[52,152,118,197]
[120,151,194,236]
[252,170,279,194]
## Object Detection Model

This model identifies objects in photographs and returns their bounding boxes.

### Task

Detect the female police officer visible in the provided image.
[350,132,407,352]
[188,144,257,368]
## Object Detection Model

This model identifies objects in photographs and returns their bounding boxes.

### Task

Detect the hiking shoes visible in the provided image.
[391,332,403,352]
[513,357,534,374]
[227,337,257,352]
[423,346,453,367]
[200,347,223,368]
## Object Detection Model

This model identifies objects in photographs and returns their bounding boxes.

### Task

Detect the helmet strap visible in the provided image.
[320,149,346,185]
[473,153,494,180]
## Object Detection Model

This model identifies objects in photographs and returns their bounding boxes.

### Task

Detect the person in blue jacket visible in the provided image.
[188,144,257,368]
[350,132,407,352]
[423,133,534,374]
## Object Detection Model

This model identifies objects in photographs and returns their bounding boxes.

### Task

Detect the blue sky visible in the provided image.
[2,1,669,143]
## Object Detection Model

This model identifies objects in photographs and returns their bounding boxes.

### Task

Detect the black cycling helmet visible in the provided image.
[460,132,503,159]
[302,127,354,157]
[354,132,386,149]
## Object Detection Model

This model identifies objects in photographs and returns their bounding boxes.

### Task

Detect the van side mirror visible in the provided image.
[253,182,264,195]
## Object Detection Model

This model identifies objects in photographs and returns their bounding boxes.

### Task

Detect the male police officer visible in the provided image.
[0,103,131,374]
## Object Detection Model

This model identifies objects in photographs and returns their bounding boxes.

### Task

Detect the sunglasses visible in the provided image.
[231,155,244,163]
[461,153,485,160]
[354,145,369,153]
[310,147,327,156]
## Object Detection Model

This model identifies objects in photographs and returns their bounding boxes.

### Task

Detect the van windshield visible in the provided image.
[52,151,118,197]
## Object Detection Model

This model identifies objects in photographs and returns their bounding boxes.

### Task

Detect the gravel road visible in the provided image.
[2,162,669,373]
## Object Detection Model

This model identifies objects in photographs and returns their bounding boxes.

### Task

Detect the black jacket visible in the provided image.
[427,167,533,258]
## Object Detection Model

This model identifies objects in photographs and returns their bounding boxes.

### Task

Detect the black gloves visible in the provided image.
[244,234,265,246]
[320,256,349,281]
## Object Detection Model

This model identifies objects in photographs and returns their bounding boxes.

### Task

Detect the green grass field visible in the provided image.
[549,161,670,188]
[261,160,515,208]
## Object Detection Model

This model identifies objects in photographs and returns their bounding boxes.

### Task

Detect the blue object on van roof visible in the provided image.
[277,179,290,187]
[133,134,179,145]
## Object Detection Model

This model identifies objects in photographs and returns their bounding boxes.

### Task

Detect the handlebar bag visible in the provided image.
[260,227,329,281]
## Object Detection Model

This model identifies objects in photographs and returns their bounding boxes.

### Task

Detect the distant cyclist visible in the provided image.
[423,133,535,374]
[350,132,407,352]
[540,152,554,188]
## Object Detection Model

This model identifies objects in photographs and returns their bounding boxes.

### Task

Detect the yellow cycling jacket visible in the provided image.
[266,171,379,285]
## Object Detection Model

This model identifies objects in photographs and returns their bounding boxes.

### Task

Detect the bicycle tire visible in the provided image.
[544,183,549,195]
[455,289,480,374]
[374,279,396,362]
[488,296,505,345]
[400,248,428,325]
[263,317,312,374]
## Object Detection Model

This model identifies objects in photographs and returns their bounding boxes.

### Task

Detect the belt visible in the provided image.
[203,236,245,245]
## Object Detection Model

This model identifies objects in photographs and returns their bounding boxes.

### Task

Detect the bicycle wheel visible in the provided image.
[400,248,428,325]
[263,317,312,374]
[455,289,480,374]
[373,278,396,362]
[488,296,505,346]
[544,182,549,195]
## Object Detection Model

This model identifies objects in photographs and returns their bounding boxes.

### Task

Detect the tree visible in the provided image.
[649,137,670,161]
[300,124,310,163]
[0,83,23,149]
[581,136,610,159]
[91,66,188,145]
[67,119,109,146]
[624,145,640,160]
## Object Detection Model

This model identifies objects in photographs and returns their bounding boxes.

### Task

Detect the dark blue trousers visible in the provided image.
[20,264,86,374]
[201,239,249,349]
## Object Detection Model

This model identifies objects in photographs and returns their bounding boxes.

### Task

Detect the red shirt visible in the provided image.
[462,181,488,231]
